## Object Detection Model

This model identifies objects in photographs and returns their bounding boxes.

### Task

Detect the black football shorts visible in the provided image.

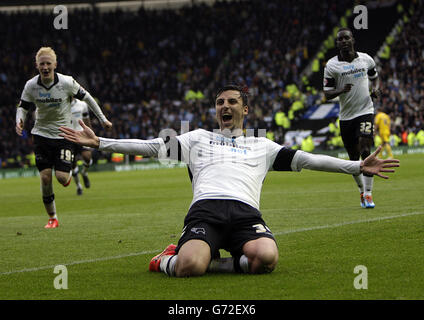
[72,143,91,166]
[175,199,276,258]
[339,113,374,148]
[33,134,75,172]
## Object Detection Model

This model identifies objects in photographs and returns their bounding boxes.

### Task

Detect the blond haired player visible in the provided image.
[15,47,112,228]
[375,107,393,159]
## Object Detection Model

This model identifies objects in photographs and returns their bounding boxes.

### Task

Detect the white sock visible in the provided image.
[160,255,177,276]
[363,175,374,196]
[352,174,364,194]
[239,255,249,273]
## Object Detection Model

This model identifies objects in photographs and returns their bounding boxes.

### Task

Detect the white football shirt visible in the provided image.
[323,52,378,121]
[98,129,362,212]
[70,99,89,131]
[175,129,283,210]
[20,72,86,139]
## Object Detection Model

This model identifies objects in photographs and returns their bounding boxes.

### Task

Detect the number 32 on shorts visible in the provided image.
[360,121,373,135]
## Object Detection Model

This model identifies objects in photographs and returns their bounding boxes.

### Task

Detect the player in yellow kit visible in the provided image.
[375,107,393,159]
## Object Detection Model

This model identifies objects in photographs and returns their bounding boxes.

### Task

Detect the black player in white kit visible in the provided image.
[59,84,398,276]
[323,28,381,208]
[16,47,112,228]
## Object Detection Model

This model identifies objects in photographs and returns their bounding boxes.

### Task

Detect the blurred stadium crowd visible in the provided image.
[0,0,423,168]
[376,0,424,144]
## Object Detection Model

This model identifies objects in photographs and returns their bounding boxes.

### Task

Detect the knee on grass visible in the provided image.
[248,248,279,274]
[175,254,209,277]
[243,239,279,274]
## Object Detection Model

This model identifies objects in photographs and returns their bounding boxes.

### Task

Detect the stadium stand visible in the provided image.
[1,0,422,168]
[376,0,424,145]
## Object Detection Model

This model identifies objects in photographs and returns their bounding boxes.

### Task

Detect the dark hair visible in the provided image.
[215,84,249,106]
[337,27,353,36]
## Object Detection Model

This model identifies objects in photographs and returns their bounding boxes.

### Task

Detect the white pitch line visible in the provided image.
[1,211,423,276]
[0,250,158,276]
[273,211,423,236]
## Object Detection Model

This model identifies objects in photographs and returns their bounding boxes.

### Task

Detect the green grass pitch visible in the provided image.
[0,153,423,300]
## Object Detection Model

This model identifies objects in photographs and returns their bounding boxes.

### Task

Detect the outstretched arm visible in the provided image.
[360,145,398,179]
[59,120,164,157]
[289,146,399,178]
[59,120,100,148]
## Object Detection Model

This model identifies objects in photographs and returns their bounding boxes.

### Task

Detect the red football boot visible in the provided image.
[149,244,176,272]
[44,218,59,229]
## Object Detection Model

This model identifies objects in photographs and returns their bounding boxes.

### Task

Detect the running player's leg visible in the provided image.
[381,133,393,158]
[40,169,60,228]
[383,141,393,159]
[358,114,376,208]
[55,169,72,186]
[359,136,373,159]
[340,119,365,206]
[34,135,59,228]
[54,140,75,186]
[39,168,56,218]
[80,149,92,188]
[72,145,83,195]
[72,164,83,195]
[345,143,364,187]
[359,135,375,208]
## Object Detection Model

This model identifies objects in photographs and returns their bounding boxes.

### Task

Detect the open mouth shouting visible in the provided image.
[221,113,233,126]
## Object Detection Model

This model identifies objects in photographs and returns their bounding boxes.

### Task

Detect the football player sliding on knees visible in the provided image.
[59,119,399,180]
[59,85,399,278]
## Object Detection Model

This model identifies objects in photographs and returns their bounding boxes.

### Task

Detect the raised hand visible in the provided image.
[361,145,399,179]
[59,119,100,148]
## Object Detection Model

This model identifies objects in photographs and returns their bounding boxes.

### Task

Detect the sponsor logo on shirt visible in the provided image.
[209,136,251,153]
[341,66,366,77]
[36,92,62,104]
